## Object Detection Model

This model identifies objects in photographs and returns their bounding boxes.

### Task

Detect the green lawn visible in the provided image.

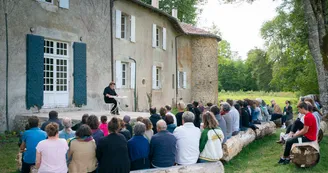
[0,137,19,173]
[218,91,299,109]
[225,130,328,173]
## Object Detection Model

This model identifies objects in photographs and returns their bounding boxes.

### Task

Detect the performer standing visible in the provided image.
[103,82,119,115]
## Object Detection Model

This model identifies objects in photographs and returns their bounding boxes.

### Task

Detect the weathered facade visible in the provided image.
[0,0,220,131]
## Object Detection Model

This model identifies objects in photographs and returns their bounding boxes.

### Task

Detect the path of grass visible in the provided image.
[0,138,19,173]
[224,130,328,173]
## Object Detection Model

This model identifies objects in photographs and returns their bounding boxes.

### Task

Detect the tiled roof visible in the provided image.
[126,0,221,41]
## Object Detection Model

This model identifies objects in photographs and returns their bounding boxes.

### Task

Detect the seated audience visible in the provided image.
[210,105,228,143]
[240,100,259,131]
[124,115,133,137]
[192,101,201,128]
[270,99,283,122]
[59,117,75,140]
[260,100,270,122]
[68,124,97,173]
[165,105,177,125]
[136,116,144,122]
[198,101,205,113]
[72,114,89,131]
[96,117,130,173]
[282,100,293,128]
[159,107,167,120]
[278,102,317,165]
[99,115,109,136]
[149,107,161,134]
[254,100,262,122]
[41,110,64,131]
[150,120,177,168]
[36,123,68,172]
[220,102,233,139]
[176,101,186,126]
[304,98,322,137]
[119,118,132,141]
[165,115,177,133]
[227,99,240,136]
[128,122,150,170]
[277,112,305,144]
[20,116,47,173]
[143,118,154,141]
[87,115,104,145]
[174,111,201,165]
[199,111,224,162]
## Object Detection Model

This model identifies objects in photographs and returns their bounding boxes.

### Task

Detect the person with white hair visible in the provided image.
[149,120,177,168]
[173,111,201,165]
[59,117,75,140]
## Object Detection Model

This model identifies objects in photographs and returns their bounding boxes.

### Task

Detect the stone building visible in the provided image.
[0,0,220,131]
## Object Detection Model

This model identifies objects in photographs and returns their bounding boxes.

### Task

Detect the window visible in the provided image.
[40,0,53,3]
[156,67,161,88]
[121,14,127,39]
[178,71,183,88]
[121,63,128,87]
[156,26,162,47]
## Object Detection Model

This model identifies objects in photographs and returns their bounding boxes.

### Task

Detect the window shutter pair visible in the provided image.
[152,24,166,50]
[115,60,136,89]
[59,0,69,9]
[26,34,87,108]
[116,10,136,42]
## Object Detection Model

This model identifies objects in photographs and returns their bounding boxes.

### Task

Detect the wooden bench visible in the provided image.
[290,141,320,168]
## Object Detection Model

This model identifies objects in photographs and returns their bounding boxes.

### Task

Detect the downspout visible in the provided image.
[110,0,116,81]
[5,10,9,131]
[129,57,137,112]
[175,34,183,107]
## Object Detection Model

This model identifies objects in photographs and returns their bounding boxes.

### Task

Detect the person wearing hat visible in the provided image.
[103,82,119,115]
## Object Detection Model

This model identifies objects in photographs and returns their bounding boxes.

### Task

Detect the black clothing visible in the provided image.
[193,107,201,128]
[41,119,64,131]
[291,118,304,133]
[96,133,130,173]
[283,105,293,121]
[284,136,312,157]
[176,112,184,126]
[125,124,133,137]
[149,114,161,134]
[131,158,150,171]
[120,129,132,141]
[241,108,250,128]
[22,161,34,173]
[72,122,83,131]
[103,86,119,114]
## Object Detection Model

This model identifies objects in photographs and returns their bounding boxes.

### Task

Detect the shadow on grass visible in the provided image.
[224,130,328,173]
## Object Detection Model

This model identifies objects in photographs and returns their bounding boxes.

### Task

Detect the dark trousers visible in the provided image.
[131,158,150,171]
[21,161,34,173]
[284,136,312,157]
[270,113,283,121]
[106,98,118,114]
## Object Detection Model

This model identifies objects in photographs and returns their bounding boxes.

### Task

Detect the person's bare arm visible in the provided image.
[294,126,309,137]
[20,142,26,153]
[35,152,41,169]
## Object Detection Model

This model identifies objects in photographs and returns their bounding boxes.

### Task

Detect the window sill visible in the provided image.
[38,1,58,12]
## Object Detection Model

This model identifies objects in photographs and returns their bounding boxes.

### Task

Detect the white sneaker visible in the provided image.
[281,124,286,129]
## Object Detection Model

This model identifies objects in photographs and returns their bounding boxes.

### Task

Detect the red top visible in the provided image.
[99,123,109,136]
[304,112,317,141]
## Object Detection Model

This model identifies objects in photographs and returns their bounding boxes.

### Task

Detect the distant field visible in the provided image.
[218,91,298,109]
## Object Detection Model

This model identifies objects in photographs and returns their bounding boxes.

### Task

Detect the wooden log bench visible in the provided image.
[130,162,224,173]
[290,141,320,168]
[222,122,276,161]
[318,121,327,143]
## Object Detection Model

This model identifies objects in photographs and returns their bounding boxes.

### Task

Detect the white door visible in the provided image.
[43,40,69,108]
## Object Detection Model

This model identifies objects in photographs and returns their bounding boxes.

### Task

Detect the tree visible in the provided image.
[141,0,206,25]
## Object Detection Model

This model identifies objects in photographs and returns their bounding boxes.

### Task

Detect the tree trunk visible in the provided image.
[254,121,276,139]
[290,142,320,168]
[304,0,328,116]
[318,121,327,143]
[130,162,224,173]
[222,128,256,161]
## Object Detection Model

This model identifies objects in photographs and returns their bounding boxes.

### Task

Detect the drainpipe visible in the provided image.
[129,57,137,112]
[110,0,116,81]
[5,10,9,131]
[175,34,183,107]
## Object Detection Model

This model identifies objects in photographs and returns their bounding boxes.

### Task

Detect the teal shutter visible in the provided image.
[26,34,44,109]
[73,42,87,106]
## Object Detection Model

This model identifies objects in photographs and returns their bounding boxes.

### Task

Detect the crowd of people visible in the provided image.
[18,97,323,172]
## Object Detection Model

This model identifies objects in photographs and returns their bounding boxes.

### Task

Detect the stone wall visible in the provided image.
[191,37,218,105]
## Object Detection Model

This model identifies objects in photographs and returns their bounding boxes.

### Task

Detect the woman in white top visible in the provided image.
[36,123,69,173]
[142,118,154,142]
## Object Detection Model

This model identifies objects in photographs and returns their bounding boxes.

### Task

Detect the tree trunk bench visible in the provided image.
[290,141,320,168]
[318,121,327,143]
[222,122,276,161]
[130,162,224,173]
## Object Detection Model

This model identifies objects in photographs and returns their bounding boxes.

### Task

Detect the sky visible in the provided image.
[197,0,282,59]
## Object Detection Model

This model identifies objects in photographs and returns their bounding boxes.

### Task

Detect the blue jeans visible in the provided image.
[198,159,209,163]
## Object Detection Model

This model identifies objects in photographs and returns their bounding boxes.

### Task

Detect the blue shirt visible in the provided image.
[59,129,75,140]
[22,127,47,163]
[128,135,150,162]
[150,130,176,167]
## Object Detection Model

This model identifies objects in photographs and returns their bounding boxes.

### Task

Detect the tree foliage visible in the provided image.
[141,0,206,25]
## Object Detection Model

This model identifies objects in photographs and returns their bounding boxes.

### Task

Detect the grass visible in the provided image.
[0,135,19,173]
[218,91,299,109]
[224,130,328,173]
